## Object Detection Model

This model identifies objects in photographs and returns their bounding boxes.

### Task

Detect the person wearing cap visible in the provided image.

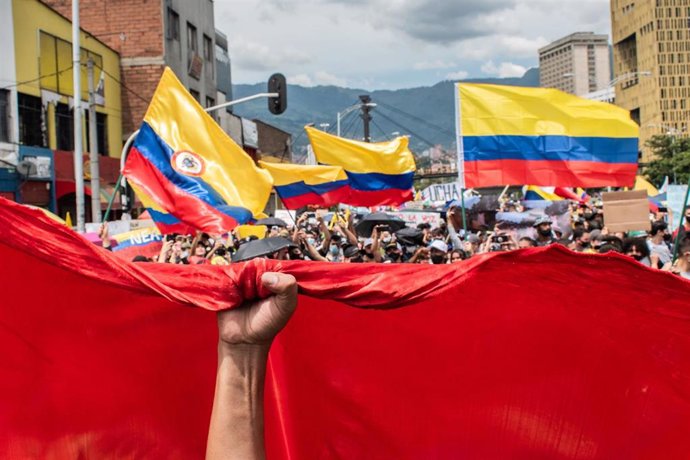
[428,239,448,264]
[463,233,480,256]
[533,216,556,247]
[384,242,403,263]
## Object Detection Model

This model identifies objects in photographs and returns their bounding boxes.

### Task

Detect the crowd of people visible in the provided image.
[104,199,690,281]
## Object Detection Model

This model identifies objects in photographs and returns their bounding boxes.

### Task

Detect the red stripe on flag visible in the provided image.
[123,148,240,233]
[463,159,637,188]
[345,189,413,207]
[279,185,353,210]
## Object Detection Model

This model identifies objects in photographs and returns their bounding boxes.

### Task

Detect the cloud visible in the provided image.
[481,60,527,78]
[413,60,457,70]
[445,70,469,80]
[288,71,348,87]
[229,37,311,72]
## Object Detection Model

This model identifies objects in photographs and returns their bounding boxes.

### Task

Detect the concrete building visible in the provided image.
[611,0,689,161]
[44,0,217,138]
[539,32,611,96]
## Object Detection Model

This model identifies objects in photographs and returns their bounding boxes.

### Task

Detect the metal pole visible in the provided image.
[460,189,468,232]
[72,0,85,232]
[204,92,277,113]
[87,58,101,223]
[671,178,690,263]
[360,95,372,142]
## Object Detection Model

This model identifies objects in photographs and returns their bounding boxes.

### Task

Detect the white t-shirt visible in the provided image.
[647,240,672,265]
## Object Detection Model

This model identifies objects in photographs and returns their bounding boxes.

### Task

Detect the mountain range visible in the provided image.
[231,68,540,162]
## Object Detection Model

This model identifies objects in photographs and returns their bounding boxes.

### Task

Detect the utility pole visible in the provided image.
[72,0,85,232]
[359,95,372,142]
[87,58,101,223]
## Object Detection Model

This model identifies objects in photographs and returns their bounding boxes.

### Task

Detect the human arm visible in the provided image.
[206,272,298,460]
[317,215,331,252]
[407,247,429,264]
[158,240,173,263]
[99,224,111,250]
[371,227,383,263]
[334,223,358,247]
[446,210,463,250]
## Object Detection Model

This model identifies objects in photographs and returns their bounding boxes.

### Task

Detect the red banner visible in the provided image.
[1,198,690,458]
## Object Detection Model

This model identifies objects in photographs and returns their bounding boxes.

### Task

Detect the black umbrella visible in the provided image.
[354,212,407,237]
[255,217,288,227]
[231,237,296,262]
[395,227,424,246]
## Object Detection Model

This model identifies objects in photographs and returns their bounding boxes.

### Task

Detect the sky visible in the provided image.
[215,0,611,90]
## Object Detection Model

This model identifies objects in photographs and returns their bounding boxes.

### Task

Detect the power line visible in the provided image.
[370,118,391,141]
[92,61,149,104]
[341,111,360,140]
[376,101,455,137]
[1,65,74,90]
[374,110,438,149]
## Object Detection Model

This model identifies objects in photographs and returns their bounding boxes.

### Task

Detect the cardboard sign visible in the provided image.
[602,190,650,233]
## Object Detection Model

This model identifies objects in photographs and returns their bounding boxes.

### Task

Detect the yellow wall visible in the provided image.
[13,0,123,157]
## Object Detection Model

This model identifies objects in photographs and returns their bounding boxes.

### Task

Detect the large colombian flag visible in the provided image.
[123,68,273,234]
[305,126,416,206]
[455,83,639,188]
[258,161,351,209]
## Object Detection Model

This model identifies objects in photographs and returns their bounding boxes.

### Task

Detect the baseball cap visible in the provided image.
[533,216,552,227]
[429,240,448,253]
[364,238,374,247]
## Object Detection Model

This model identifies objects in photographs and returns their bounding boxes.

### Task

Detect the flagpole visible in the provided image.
[671,177,690,263]
[453,82,468,232]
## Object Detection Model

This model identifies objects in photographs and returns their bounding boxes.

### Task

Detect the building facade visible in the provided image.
[0,0,124,213]
[44,0,217,138]
[539,32,611,96]
[611,0,690,161]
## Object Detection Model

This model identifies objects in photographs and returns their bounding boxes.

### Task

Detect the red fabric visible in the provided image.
[464,159,637,188]
[2,197,690,458]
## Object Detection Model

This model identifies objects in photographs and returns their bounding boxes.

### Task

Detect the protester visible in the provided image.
[95,188,687,281]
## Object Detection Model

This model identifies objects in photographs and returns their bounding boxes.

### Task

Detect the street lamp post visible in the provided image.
[336,101,377,137]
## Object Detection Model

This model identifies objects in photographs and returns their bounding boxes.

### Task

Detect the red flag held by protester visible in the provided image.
[1,197,690,458]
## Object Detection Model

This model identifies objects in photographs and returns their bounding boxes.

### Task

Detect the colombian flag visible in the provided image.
[456,84,639,188]
[305,127,416,206]
[123,68,273,233]
[259,161,351,209]
[111,226,164,259]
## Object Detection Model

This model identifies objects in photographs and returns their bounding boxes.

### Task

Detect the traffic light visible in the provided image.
[268,73,287,115]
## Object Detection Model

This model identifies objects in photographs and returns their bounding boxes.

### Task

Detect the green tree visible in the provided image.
[642,134,690,186]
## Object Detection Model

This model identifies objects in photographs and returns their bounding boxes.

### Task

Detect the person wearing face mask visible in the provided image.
[647,221,673,267]
[671,240,690,280]
[326,239,342,262]
[532,216,556,247]
[572,228,594,253]
[384,242,403,263]
[622,238,652,266]
[428,240,448,264]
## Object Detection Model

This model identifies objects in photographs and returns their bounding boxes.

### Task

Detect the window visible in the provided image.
[18,94,45,147]
[56,103,74,151]
[190,89,200,102]
[85,112,109,155]
[167,8,180,41]
[205,96,215,108]
[0,90,9,143]
[187,22,197,53]
[39,31,103,99]
[203,35,213,71]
